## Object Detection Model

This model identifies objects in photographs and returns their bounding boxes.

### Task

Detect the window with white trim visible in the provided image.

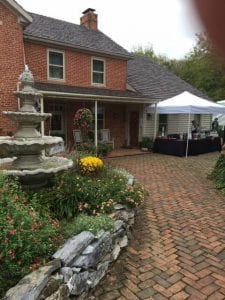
[91,107,105,130]
[46,103,65,135]
[92,58,105,85]
[48,50,64,80]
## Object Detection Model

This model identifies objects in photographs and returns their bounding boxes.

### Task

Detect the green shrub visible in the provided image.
[36,171,80,219]
[61,214,114,238]
[139,136,154,149]
[209,154,225,191]
[0,174,58,296]
[77,142,96,156]
[36,167,146,219]
[97,143,113,157]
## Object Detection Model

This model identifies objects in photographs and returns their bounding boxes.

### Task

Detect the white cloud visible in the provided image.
[17,0,202,59]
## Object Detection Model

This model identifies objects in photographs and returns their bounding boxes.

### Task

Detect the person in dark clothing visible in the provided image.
[212,118,219,132]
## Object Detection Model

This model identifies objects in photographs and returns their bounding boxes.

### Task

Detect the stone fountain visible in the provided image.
[0,66,73,188]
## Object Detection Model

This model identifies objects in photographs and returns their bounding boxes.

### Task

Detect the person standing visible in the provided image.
[212,118,219,132]
[191,120,198,133]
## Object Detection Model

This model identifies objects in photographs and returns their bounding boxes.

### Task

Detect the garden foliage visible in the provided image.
[37,164,146,219]
[61,214,114,238]
[0,154,147,296]
[209,154,225,191]
[0,174,58,295]
[79,156,103,174]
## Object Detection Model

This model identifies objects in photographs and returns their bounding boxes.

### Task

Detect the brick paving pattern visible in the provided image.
[89,152,225,300]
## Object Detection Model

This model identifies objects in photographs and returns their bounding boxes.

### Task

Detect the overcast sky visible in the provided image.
[17,0,203,59]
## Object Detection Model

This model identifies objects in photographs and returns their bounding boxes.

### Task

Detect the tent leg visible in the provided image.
[186,112,191,158]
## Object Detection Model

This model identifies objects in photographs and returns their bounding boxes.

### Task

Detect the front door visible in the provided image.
[129,111,139,147]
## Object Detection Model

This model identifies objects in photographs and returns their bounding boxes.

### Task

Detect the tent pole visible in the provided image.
[186,112,191,158]
[153,102,157,139]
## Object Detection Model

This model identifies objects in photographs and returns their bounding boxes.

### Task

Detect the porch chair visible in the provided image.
[73,129,82,148]
[99,129,114,149]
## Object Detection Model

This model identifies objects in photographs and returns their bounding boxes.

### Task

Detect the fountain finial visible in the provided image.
[19,65,34,91]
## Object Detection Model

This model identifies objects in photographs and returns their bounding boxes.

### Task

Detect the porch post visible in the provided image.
[153,102,157,139]
[94,100,98,150]
[40,96,44,137]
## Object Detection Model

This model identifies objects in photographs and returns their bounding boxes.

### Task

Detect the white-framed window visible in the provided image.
[47,49,65,81]
[46,103,65,135]
[91,107,105,130]
[92,57,105,85]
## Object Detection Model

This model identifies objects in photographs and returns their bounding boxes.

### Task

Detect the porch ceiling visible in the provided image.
[34,82,157,104]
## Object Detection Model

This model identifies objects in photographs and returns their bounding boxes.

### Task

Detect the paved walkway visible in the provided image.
[90,152,225,300]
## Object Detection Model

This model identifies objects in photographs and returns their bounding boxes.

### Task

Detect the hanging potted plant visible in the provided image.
[73,108,93,142]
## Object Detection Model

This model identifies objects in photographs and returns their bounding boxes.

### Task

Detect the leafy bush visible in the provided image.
[97,143,113,157]
[209,154,225,191]
[34,171,80,219]
[61,214,114,238]
[0,174,58,296]
[139,136,154,149]
[36,167,146,219]
[76,142,113,157]
[77,142,96,156]
[79,156,103,174]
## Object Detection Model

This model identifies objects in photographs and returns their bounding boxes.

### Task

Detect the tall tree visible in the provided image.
[133,34,225,101]
[175,33,225,100]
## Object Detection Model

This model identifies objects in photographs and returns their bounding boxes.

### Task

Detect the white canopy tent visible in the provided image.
[149,91,225,157]
[213,100,225,126]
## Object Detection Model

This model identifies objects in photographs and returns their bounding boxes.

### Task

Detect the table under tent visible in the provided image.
[150,91,225,157]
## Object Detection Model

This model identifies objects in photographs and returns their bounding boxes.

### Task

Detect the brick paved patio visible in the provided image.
[90,152,225,300]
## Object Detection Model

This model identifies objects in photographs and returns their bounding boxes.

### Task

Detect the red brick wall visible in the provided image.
[25,42,127,90]
[0,3,25,135]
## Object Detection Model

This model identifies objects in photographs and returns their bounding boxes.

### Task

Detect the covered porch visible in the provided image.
[35,83,157,150]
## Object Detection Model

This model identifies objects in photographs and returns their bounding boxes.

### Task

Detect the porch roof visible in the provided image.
[34,82,156,104]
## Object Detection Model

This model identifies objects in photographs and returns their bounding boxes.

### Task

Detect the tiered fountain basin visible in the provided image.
[0,156,73,184]
[0,136,63,157]
[0,134,73,187]
[0,66,73,187]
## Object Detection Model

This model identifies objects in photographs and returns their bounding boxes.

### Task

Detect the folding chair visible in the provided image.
[73,130,82,148]
[100,129,114,149]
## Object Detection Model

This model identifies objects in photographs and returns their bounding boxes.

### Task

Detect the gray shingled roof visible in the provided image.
[128,56,208,101]
[24,13,131,59]
[34,82,148,100]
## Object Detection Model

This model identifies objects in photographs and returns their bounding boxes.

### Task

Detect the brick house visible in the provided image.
[0,0,157,149]
[0,0,212,149]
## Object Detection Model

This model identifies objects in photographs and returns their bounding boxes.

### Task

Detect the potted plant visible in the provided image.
[73,108,93,142]
[139,136,154,151]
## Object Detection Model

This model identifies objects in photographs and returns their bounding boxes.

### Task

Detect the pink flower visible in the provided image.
[8,249,15,259]
[3,237,8,243]
[9,229,16,235]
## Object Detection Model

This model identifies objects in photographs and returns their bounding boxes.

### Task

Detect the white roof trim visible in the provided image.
[1,0,32,24]
[39,90,157,104]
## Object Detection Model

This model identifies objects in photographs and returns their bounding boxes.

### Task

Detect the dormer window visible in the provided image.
[92,58,105,85]
[48,50,65,81]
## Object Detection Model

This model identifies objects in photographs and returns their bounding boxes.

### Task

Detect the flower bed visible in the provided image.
[1,155,147,298]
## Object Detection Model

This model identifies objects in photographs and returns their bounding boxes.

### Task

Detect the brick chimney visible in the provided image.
[80,8,98,30]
